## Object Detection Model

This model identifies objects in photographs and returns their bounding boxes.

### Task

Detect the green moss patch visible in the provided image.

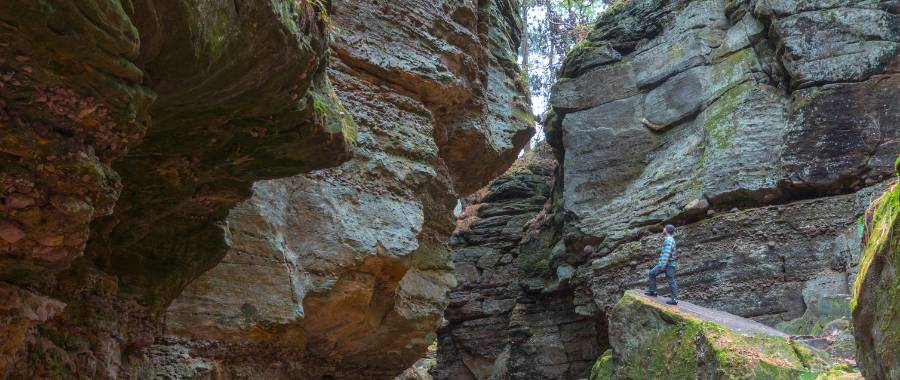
[590,350,614,380]
[852,181,900,377]
[703,81,754,150]
[599,291,857,379]
[894,155,900,176]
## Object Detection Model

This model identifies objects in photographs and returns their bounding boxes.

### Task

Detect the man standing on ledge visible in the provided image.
[646,224,678,305]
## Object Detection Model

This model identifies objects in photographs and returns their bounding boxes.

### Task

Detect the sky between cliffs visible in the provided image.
[518,0,611,146]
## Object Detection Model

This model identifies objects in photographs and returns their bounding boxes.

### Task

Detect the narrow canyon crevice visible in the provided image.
[2,0,899,379]
[435,0,899,378]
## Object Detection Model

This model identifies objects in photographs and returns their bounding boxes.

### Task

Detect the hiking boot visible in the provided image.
[666,299,678,305]
[644,291,658,297]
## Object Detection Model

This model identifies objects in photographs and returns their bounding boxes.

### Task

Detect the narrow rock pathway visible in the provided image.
[629,290,788,337]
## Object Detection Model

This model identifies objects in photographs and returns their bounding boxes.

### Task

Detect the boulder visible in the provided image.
[852,182,900,380]
[593,290,860,379]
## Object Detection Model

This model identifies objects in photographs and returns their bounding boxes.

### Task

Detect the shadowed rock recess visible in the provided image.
[435,0,898,378]
[0,0,531,379]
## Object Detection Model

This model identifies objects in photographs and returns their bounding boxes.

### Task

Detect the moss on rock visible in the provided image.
[590,350,613,380]
[596,291,858,379]
[852,182,900,380]
[703,81,754,150]
[894,155,900,176]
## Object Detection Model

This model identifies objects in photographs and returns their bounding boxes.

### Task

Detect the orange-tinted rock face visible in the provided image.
[1,0,531,379]
[1,0,352,378]
[161,1,534,378]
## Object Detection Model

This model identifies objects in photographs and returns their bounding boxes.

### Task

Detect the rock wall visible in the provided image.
[853,177,900,380]
[434,145,603,380]
[437,0,898,378]
[0,0,532,379]
[1,1,351,378]
[152,0,533,379]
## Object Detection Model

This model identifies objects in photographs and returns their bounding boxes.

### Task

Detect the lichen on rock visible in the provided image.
[852,180,900,380]
[595,290,860,379]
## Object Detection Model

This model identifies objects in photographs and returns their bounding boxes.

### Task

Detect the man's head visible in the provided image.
[663,224,676,236]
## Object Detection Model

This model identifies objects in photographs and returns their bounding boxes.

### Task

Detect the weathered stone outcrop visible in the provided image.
[853,179,900,380]
[548,0,899,342]
[434,145,603,380]
[438,0,898,377]
[2,1,351,377]
[1,0,351,292]
[156,0,534,378]
[593,291,860,379]
[6,0,532,376]
[550,0,898,330]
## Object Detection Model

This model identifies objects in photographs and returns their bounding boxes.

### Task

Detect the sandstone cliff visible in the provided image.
[2,1,351,377]
[161,0,533,378]
[436,0,898,378]
[435,144,604,380]
[1,0,532,379]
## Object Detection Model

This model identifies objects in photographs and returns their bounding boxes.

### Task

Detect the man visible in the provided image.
[646,224,678,305]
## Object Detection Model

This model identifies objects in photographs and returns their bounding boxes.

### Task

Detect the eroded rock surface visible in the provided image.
[853,180,900,380]
[438,0,898,377]
[551,0,899,330]
[1,0,359,378]
[1,0,533,375]
[434,145,603,380]
[160,0,533,378]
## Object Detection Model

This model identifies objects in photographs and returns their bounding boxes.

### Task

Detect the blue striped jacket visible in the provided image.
[658,236,676,268]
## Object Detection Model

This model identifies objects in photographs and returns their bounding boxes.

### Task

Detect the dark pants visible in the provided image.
[648,265,677,299]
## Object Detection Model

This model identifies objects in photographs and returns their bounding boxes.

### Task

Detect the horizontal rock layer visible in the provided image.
[158,0,533,378]
[439,0,899,378]
[0,0,533,378]
[434,145,603,380]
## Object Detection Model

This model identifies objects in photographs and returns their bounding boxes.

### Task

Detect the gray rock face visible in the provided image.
[554,0,899,341]
[554,0,899,243]
[433,146,603,380]
[576,192,871,325]
[439,0,899,376]
[549,0,898,358]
